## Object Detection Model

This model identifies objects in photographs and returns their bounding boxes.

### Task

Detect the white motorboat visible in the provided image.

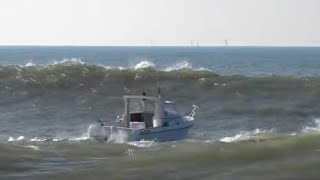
[88,93,197,142]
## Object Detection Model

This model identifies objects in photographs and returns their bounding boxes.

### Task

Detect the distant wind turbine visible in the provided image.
[225,40,229,47]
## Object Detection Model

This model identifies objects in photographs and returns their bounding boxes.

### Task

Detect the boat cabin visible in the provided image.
[121,95,179,130]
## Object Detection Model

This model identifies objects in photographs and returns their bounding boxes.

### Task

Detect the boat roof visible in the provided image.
[123,95,160,101]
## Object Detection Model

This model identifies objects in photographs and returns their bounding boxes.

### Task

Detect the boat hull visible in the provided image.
[135,125,192,141]
[88,120,193,142]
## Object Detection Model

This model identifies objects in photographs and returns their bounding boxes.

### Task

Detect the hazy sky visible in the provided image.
[0,0,319,46]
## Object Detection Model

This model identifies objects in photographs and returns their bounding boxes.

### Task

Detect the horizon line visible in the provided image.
[0,44,320,48]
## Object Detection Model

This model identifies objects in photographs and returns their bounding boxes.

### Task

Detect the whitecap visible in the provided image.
[69,136,89,141]
[25,61,36,67]
[164,61,192,71]
[8,136,25,141]
[196,67,211,71]
[302,118,320,133]
[127,140,155,148]
[134,61,155,70]
[220,128,273,143]
[25,145,40,151]
[117,66,126,70]
[30,137,46,142]
[220,134,244,143]
[16,136,25,141]
[53,58,85,65]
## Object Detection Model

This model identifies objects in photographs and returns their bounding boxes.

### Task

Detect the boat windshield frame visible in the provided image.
[122,95,162,128]
[164,101,179,116]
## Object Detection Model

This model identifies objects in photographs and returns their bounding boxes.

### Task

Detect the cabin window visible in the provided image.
[130,112,154,128]
[127,99,155,128]
[164,103,178,116]
[128,99,155,114]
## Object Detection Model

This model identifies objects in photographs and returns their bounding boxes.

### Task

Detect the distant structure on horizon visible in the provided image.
[225,40,229,47]
[190,40,200,47]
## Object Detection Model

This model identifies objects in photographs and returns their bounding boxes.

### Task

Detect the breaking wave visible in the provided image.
[1,60,320,92]
[2,60,320,145]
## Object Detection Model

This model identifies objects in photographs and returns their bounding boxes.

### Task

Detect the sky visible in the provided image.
[0,0,319,46]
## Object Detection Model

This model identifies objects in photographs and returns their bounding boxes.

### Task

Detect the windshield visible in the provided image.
[128,98,155,113]
[164,103,178,116]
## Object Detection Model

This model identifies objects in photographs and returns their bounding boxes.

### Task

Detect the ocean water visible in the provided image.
[1,46,320,179]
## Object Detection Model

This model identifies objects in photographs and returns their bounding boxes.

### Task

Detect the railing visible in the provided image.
[189,105,199,118]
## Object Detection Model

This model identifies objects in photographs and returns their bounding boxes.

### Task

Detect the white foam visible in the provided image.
[30,137,47,142]
[16,136,25,141]
[127,140,155,148]
[220,129,273,143]
[8,136,23,141]
[52,133,89,142]
[22,58,212,73]
[164,61,192,71]
[302,118,320,133]
[69,135,90,141]
[53,58,85,65]
[5,135,89,142]
[117,66,126,70]
[25,145,40,151]
[109,131,129,143]
[220,134,244,143]
[186,139,215,144]
[134,61,155,70]
[25,61,36,67]
[7,136,25,141]
[197,67,211,71]
[100,65,112,70]
[164,61,210,72]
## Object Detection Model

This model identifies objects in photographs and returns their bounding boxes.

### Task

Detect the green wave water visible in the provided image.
[1,133,320,180]
[2,62,320,179]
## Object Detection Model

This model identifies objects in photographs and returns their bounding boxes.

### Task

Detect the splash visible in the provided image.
[30,137,47,142]
[134,61,155,70]
[5,135,89,142]
[127,140,155,148]
[25,145,40,151]
[220,129,274,143]
[302,118,320,133]
[8,136,25,141]
[53,58,85,65]
[25,61,36,67]
[164,61,192,71]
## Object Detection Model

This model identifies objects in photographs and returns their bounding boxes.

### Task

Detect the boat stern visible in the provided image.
[88,124,139,142]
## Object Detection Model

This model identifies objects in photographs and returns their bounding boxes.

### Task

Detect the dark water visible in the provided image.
[1,46,320,76]
[1,46,320,179]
